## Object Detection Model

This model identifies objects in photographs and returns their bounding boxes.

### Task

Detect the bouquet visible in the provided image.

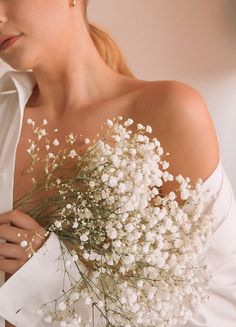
[14,116,214,327]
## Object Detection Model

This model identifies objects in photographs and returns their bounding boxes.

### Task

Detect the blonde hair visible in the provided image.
[81,0,135,78]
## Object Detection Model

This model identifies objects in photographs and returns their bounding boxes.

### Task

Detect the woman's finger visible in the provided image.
[0,210,49,275]
[0,224,33,244]
[0,242,26,260]
[0,258,24,274]
[0,223,47,256]
[0,209,39,230]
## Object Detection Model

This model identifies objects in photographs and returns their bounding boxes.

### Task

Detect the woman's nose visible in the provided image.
[0,5,8,25]
[0,15,8,25]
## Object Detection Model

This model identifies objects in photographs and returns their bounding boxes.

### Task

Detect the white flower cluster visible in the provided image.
[28,116,214,326]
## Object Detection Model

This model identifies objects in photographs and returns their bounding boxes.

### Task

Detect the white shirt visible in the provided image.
[0,70,236,326]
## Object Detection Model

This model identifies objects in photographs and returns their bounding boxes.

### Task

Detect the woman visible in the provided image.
[0,0,235,326]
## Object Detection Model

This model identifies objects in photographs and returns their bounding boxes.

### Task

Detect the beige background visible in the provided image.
[1,0,236,191]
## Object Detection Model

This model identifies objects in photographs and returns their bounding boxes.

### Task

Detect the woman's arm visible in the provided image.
[4,275,14,327]
[0,209,87,327]
[0,231,86,327]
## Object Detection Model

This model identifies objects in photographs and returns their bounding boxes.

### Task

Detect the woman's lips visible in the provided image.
[0,35,21,51]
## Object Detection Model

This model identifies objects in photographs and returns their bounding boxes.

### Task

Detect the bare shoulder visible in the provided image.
[131,80,220,203]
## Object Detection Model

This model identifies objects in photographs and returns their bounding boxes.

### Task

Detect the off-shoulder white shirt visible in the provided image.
[0,70,236,327]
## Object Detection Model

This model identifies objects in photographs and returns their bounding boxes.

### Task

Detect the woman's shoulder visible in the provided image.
[130,78,220,204]
[132,78,206,110]
[128,78,209,123]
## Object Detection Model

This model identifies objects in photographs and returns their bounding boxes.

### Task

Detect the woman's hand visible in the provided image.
[0,209,49,276]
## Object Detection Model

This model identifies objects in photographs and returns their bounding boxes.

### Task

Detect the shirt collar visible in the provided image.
[0,69,36,113]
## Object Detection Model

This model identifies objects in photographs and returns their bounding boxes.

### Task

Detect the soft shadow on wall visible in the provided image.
[224,0,236,41]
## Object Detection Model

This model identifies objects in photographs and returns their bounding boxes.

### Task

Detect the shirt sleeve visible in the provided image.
[174,165,236,327]
[0,232,89,327]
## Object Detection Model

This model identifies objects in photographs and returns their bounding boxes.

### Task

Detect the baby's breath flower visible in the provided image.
[83,252,89,260]
[53,138,59,146]
[22,117,213,327]
[80,234,89,242]
[113,134,121,142]
[66,132,76,144]
[107,227,117,240]
[106,119,113,127]
[57,302,67,311]
[68,150,77,158]
[38,128,46,140]
[44,315,52,323]
[84,138,90,144]
[137,123,145,130]
[108,176,118,187]
[48,153,54,158]
[101,173,109,182]
[27,118,35,126]
[88,180,96,188]
[72,221,78,229]
[125,223,135,233]
[71,292,80,301]
[118,182,126,193]
[54,220,62,229]
[124,118,134,126]
[136,134,144,142]
[145,125,152,133]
